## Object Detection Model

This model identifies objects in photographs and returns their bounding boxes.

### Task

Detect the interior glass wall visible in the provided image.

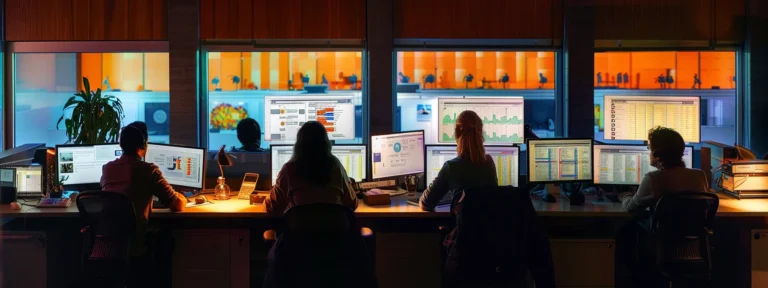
[13,53,170,147]
[593,51,737,145]
[205,51,365,151]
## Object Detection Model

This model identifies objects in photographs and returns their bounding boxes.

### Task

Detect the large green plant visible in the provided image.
[57,77,125,144]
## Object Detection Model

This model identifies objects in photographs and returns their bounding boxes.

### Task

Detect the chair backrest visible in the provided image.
[76,191,137,243]
[283,203,355,234]
[651,192,719,236]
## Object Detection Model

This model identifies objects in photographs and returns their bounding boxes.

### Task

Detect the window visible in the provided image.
[395,51,557,143]
[205,51,365,151]
[13,53,170,147]
[593,51,737,145]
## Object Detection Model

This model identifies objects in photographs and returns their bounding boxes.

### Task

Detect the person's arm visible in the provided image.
[265,168,290,216]
[149,165,187,212]
[621,173,657,213]
[419,162,451,211]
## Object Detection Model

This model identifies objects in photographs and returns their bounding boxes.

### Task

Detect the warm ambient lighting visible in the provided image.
[720,198,768,212]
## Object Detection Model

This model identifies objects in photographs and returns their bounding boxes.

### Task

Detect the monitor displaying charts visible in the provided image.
[604,95,700,143]
[425,145,519,187]
[56,144,123,185]
[146,144,206,189]
[593,144,694,185]
[264,95,355,142]
[270,145,367,185]
[438,97,524,144]
[527,138,593,183]
[371,131,425,179]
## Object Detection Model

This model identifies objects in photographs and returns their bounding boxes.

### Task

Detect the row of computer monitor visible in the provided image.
[269,131,693,187]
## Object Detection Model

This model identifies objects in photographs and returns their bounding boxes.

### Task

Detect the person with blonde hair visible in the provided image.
[419,110,498,211]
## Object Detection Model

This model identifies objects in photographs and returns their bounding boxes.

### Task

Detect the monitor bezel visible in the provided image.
[146,142,208,190]
[525,138,595,184]
[424,144,521,187]
[437,97,526,145]
[369,130,426,180]
[55,143,124,186]
[0,167,17,187]
[602,95,702,144]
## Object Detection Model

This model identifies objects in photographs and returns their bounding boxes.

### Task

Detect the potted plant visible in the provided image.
[57,77,125,144]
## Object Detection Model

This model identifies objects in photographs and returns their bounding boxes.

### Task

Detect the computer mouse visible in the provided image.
[543,194,557,203]
[195,196,208,204]
[9,202,21,210]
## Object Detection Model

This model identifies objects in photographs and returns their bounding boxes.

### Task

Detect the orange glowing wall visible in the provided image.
[207,52,363,91]
[396,51,555,89]
[594,51,736,89]
[77,53,170,92]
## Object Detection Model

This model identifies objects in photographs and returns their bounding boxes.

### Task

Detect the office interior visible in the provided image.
[0,0,767,287]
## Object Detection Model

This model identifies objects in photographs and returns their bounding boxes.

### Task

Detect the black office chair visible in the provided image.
[76,190,137,288]
[649,192,719,287]
[264,203,378,288]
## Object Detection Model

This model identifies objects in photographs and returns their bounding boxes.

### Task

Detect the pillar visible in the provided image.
[168,0,199,146]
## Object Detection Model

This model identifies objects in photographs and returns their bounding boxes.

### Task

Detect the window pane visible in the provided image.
[593,51,737,145]
[14,53,170,147]
[206,51,365,151]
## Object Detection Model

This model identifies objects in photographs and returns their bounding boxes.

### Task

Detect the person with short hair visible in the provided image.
[619,126,709,213]
[232,118,266,152]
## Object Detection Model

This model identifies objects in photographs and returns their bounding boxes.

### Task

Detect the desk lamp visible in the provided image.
[214,145,233,200]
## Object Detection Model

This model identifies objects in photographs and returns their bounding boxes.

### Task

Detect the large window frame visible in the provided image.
[5,41,169,149]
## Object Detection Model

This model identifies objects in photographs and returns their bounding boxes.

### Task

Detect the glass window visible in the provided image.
[13,53,170,147]
[205,51,365,151]
[593,51,737,145]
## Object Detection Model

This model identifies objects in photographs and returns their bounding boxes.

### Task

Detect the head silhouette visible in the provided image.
[455,110,486,165]
[120,121,149,158]
[292,121,334,185]
[236,118,262,150]
[648,126,686,169]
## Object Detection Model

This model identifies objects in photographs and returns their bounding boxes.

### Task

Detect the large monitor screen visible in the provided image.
[425,145,519,187]
[146,144,206,189]
[438,97,524,144]
[527,138,593,183]
[264,96,355,142]
[270,145,368,185]
[604,95,700,143]
[371,131,425,179]
[593,144,694,185]
[57,144,122,185]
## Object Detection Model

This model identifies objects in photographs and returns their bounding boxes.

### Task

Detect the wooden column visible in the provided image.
[168,0,199,146]
[563,1,595,138]
[367,0,394,135]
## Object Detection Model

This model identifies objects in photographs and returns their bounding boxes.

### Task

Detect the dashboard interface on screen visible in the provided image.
[371,131,425,179]
[527,139,593,183]
[264,96,355,143]
[604,95,700,143]
[438,97,524,144]
[594,145,694,185]
[146,144,205,189]
[57,144,122,185]
[426,145,519,187]
[270,145,367,185]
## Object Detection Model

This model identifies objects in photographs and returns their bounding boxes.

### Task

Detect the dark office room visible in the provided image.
[0,0,767,287]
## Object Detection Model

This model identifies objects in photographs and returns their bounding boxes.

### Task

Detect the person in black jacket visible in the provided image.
[231,118,266,152]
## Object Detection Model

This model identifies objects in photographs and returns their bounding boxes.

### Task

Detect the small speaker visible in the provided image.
[0,186,17,204]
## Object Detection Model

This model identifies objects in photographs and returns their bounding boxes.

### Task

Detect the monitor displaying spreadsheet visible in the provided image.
[604,95,700,143]
[438,97,525,144]
[593,144,694,185]
[371,131,425,179]
[56,144,123,185]
[527,138,593,183]
[270,145,368,185]
[264,96,355,142]
[15,166,43,192]
[425,145,519,187]
[145,144,206,189]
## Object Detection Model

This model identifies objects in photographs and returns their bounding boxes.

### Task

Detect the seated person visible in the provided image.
[265,121,357,215]
[231,118,266,152]
[419,110,498,211]
[101,121,188,257]
[619,127,709,213]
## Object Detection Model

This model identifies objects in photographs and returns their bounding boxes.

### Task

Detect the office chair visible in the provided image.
[264,203,377,288]
[649,192,719,287]
[76,191,137,288]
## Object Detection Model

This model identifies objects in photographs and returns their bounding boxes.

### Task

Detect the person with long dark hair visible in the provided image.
[265,121,357,215]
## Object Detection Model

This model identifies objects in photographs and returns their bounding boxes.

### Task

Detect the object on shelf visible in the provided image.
[209,103,249,132]
[538,73,548,89]
[423,74,435,89]
[103,76,112,91]
[301,73,310,85]
[398,72,411,84]
[321,74,329,85]
[304,84,329,94]
[230,75,241,91]
[693,74,702,89]
[145,103,170,136]
[464,73,474,89]
[212,76,221,91]
[500,73,509,89]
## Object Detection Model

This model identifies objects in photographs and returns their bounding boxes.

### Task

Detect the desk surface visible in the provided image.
[2,193,767,218]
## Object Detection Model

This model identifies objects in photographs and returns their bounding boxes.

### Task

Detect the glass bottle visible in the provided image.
[214,176,231,200]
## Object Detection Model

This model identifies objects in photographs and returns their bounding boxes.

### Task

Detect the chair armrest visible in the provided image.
[80,226,90,234]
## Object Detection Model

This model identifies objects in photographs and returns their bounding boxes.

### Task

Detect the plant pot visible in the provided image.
[49,190,62,199]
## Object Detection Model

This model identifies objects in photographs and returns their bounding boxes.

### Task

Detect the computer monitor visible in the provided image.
[371,131,425,179]
[145,144,206,189]
[264,95,356,143]
[527,138,593,183]
[425,145,520,187]
[438,97,524,144]
[14,166,43,192]
[593,144,695,185]
[603,95,701,143]
[0,167,16,187]
[56,144,123,185]
[270,145,368,186]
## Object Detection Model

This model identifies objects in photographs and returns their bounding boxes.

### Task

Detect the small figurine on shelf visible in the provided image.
[321,74,329,85]
[463,73,474,89]
[288,79,295,91]
[665,70,674,88]
[348,74,359,90]
[500,73,509,89]
[103,77,113,91]
[657,74,666,89]
[596,72,603,87]
[692,74,702,89]
[398,72,411,84]
[212,76,221,91]
[230,75,241,91]
[423,74,436,89]
[301,73,310,85]
[538,73,548,89]
[480,77,492,89]
[617,72,623,87]
[623,73,629,88]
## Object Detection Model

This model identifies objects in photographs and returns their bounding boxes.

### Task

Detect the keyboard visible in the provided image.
[36,198,72,208]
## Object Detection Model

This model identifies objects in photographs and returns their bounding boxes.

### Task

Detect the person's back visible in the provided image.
[232,118,266,152]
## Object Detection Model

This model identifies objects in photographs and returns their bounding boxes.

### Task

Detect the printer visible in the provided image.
[721,160,768,199]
